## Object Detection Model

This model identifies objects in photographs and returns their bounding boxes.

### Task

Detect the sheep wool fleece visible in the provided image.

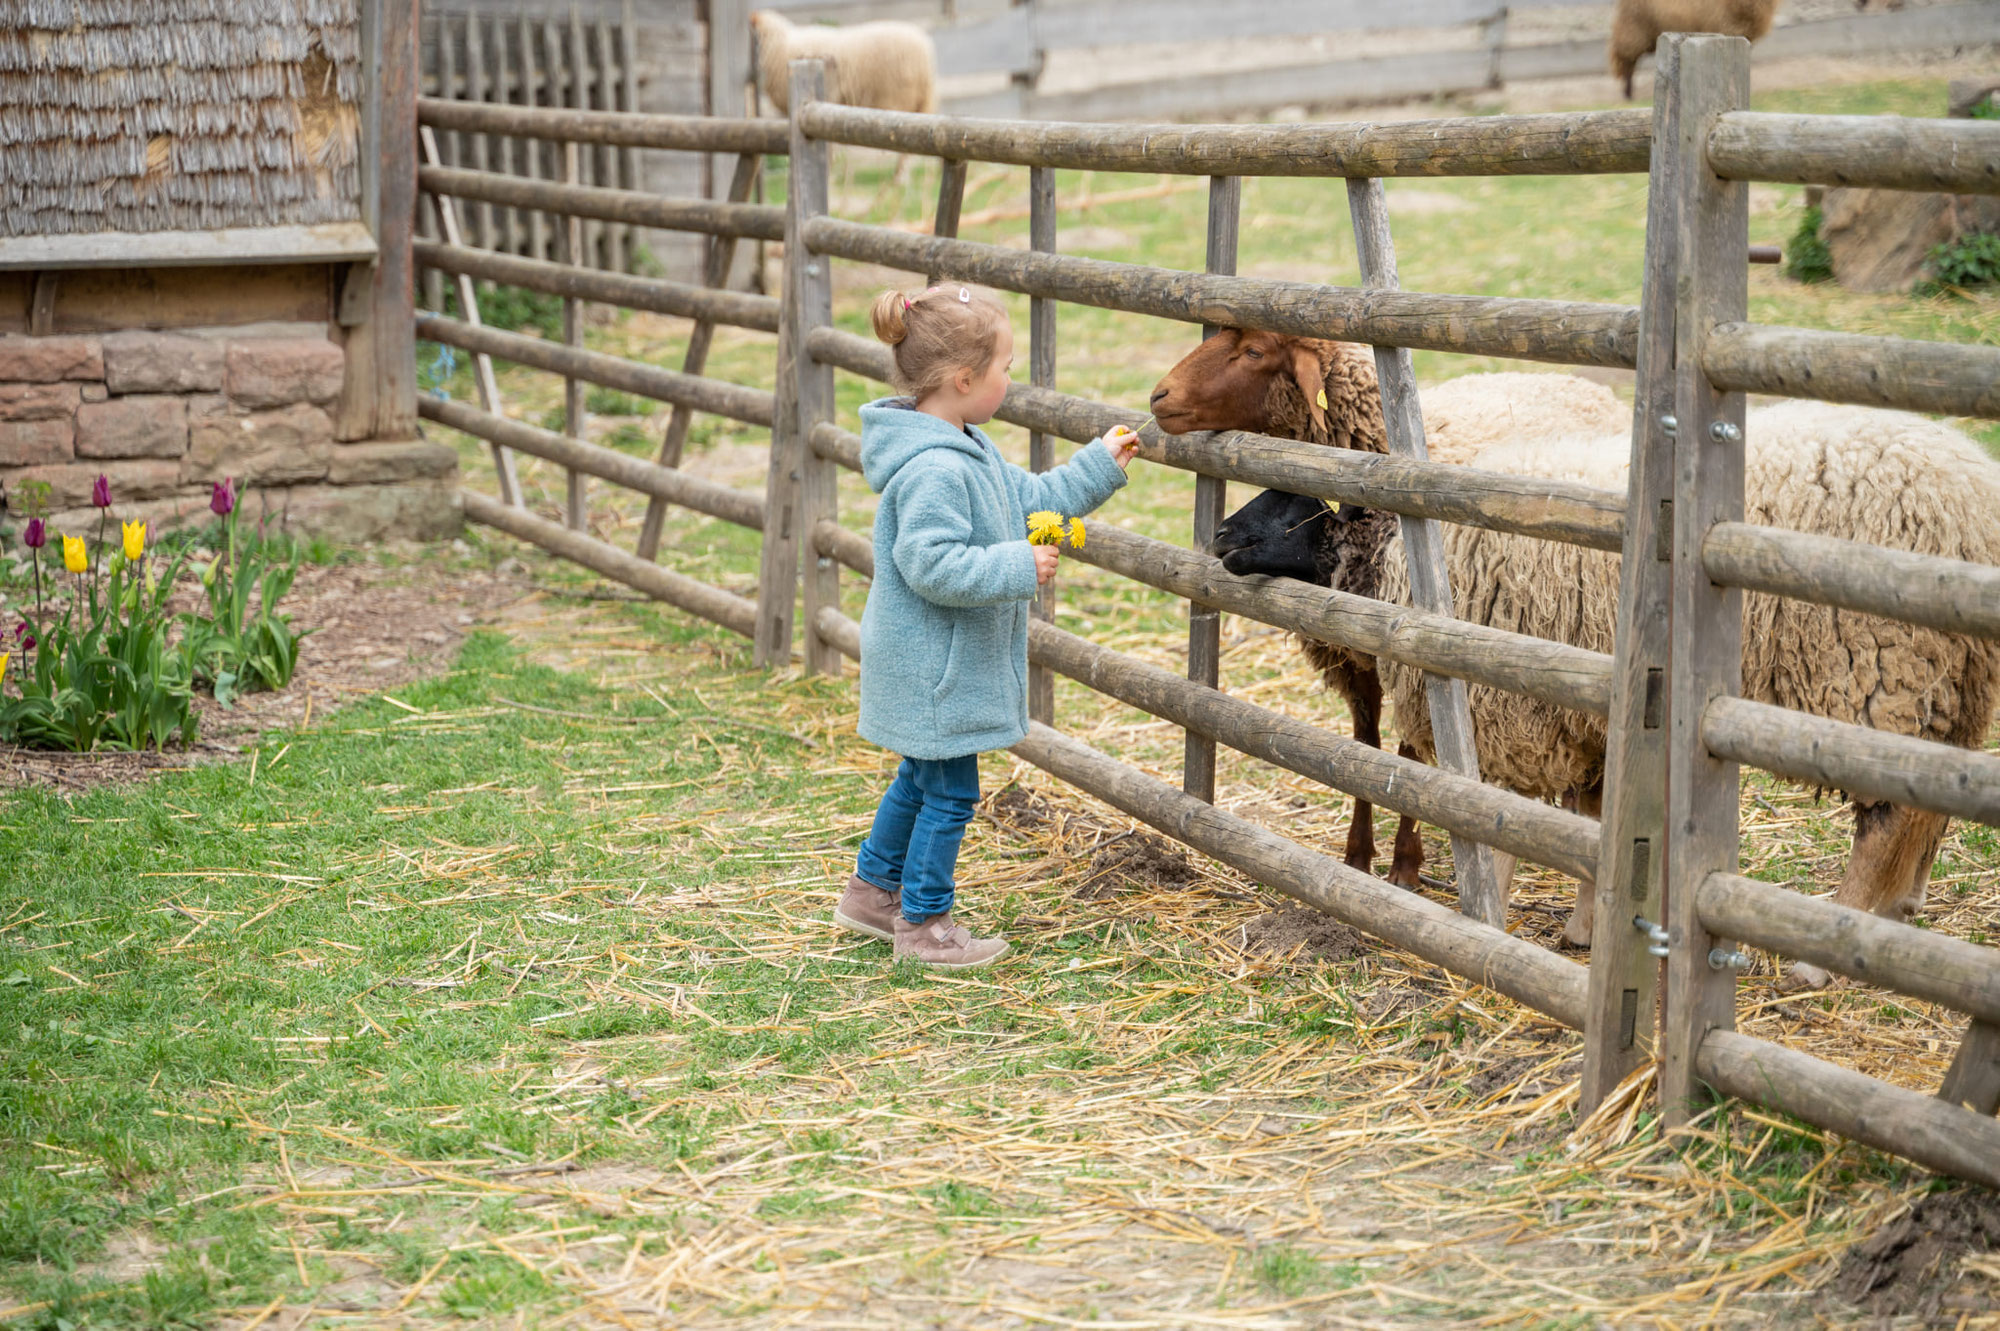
[857,398,1126,759]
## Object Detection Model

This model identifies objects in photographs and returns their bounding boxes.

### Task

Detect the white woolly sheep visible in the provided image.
[750,10,938,115]
[1219,396,2000,965]
[1608,0,1781,98]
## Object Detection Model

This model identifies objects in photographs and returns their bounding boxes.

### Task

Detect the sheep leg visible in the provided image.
[1788,800,1950,989]
[1561,786,1603,948]
[1386,739,1424,889]
[1343,673,1384,873]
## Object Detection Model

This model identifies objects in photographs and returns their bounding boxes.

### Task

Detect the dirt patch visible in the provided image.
[985,783,1070,837]
[1075,830,1192,900]
[1829,1190,2000,1318]
[1241,904,1367,964]
[0,551,530,791]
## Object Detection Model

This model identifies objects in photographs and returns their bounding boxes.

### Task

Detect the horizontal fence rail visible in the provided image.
[422,397,765,530]
[463,491,759,637]
[418,95,789,155]
[1695,1030,2000,1192]
[798,104,1654,178]
[414,241,782,332]
[812,605,1592,1031]
[1701,696,2000,827]
[1707,112,2000,195]
[801,220,1641,368]
[420,165,786,241]
[1702,521,2000,643]
[416,314,778,426]
[1696,873,2000,1027]
[1702,323,2000,421]
[805,328,1632,550]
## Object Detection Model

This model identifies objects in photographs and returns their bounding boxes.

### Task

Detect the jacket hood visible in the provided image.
[860,398,994,492]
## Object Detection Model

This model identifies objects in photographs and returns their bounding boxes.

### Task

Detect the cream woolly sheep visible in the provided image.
[750,10,938,114]
[1271,400,2000,955]
[1608,0,1781,98]
[1420,371,1630,466]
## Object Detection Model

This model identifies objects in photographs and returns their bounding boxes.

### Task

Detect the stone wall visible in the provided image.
[0,330,459,544]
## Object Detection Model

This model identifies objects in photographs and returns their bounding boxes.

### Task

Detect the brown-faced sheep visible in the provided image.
[1608,0,1781,98]
[1149,328,1405,877]
[1212,398,2000,968]
[751,10,939,114]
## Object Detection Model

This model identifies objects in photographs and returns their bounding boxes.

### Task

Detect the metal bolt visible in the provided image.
[815,556,833,571]
[1708,420,1742,445]
[805,261,822,278]
[1633,915,1671,959]
[1709,946,1752,971]
[1659,414,1678,437]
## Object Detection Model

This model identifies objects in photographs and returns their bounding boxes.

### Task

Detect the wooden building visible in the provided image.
[0,0,448,542]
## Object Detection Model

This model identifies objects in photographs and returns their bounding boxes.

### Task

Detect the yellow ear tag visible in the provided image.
[1316,389,1328,409]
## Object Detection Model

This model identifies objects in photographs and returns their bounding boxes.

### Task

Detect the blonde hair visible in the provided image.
[868,285,1008,400]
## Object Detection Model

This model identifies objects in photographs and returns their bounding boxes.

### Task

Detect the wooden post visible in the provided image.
[416,11,445,311]
[1660,33,1752,1126]
[1345,176,1499,927]
[755,60,820,669]
[1940,1019,2000,1116]
[709,0,754,210]
[620,0,640,267]
[1027,164,1058,725]
[1186,174,1239,804]
[520,13,548,263]
[420,126,523,508]
[465,14,493,250]
[493,16,521,256]
[343,0,418,441]
[635,151,762,561]
[569,7,598,272]
[543,17,566,256]
[563,139,588,530]
[596,15,624,273]
[794,62,841,677]
[438,11,461,167]
[1579,37,1681,1116]
[927,158,968,285]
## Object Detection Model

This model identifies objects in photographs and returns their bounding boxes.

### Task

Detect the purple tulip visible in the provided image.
[210,477,236,517]
[14,623,32,651]
[91,473,111,509]
[22,518,44,549]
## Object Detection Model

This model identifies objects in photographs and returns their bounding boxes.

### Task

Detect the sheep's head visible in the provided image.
[1148,329,1337,438]
[1211,489,1367,584]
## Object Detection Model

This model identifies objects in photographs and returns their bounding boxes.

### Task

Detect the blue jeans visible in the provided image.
[855,754,981,923]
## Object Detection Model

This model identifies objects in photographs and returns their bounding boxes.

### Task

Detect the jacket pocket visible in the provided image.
[933,623,964,703]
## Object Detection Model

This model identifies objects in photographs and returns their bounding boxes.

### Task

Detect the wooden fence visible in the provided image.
[422,39,2000,1189]
[738,0,2000,121]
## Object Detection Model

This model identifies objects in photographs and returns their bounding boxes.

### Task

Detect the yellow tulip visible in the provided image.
[61,534,87,574]
[0,651,9,684]
[122,519,145,561]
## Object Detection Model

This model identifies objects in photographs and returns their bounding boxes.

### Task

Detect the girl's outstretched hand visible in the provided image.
[1033,544,1061,585]
[1104,424,1141,470]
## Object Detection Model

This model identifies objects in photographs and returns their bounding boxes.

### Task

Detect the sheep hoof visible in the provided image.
[1780,961,1835,992]
[1561,913,1594,948]
[1385,865,1422,890]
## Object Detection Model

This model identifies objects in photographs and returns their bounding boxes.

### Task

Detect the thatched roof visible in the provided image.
[0,0,364,238]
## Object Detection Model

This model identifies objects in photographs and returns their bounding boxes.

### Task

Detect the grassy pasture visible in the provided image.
[5,71,1999,1327]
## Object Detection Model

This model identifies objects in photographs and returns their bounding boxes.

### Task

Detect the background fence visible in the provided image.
[422,36,2000,1190]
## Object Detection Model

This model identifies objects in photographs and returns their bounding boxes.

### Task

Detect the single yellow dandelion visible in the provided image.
[1026,511,1067,546]
[1066,518,1085,549]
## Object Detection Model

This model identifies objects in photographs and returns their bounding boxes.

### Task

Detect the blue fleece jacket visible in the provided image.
[857,398,1127,759]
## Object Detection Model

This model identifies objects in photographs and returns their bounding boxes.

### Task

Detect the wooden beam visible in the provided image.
[791,60,842,679]
[1702,521,2000,642]
[1706,110,2000,195]
[802,218,1640,368]
[1580,40,1680,1116]
[419,94,788,154]
[1186,173,1238,806]
[1028,163,1058,726]
[1661,33,1752,1127]
[1348,173,1498,926]
[1940,1020,2000,1117]
[1701,322,2000,422]
[413,240,780,330]
[418,165,786,240]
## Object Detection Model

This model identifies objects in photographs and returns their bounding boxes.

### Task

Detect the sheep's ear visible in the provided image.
[1291,345,1328,438]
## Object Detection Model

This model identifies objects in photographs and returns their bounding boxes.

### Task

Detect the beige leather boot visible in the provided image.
[892,912,1010,969]
[831,874,901,941]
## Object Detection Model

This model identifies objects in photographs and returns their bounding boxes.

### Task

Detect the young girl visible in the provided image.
[832,284,1140,969]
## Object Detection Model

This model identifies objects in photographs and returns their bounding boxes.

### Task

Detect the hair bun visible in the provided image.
[869,290,910,346]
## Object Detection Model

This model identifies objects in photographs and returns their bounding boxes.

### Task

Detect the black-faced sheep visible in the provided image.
[1609,0,1782,98]
[750,10,939,114]
[1214,396,2000,967]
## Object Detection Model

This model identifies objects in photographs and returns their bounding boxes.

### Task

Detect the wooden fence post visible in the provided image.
[755,59,829,670]
[1579,36,1681,1115]
[563,139,588,531]
[1185,174,1239,804]
[1345,176,1499,927]
[927,158,968,284]
[520,13,549,263]
[1028,165,1058,724]
[1660,32,1752,1125]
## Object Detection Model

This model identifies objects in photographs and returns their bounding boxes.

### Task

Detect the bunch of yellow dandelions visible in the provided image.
[1027,511,1085,549]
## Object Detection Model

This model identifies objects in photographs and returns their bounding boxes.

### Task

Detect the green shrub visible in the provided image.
[443,282,563,339]
[1785,206,1833,284]
[1915,230,2000,298]
[1971,95,1999,120]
